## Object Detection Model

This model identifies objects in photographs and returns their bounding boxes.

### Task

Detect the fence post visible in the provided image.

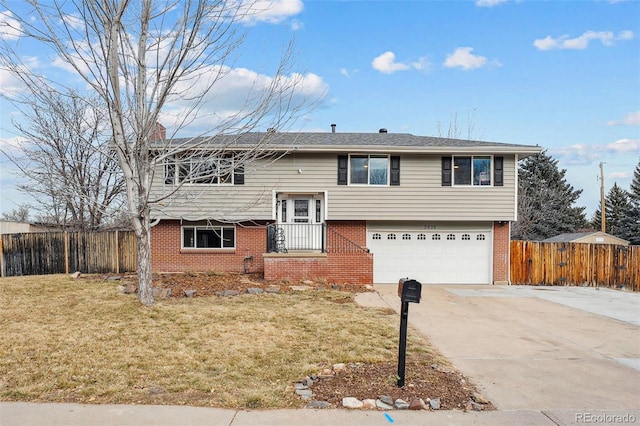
[64,231,69,274]
[116,231,120,274]
[0,235,4,278]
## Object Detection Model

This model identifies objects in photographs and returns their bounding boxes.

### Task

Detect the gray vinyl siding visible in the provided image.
[149,153,518,222]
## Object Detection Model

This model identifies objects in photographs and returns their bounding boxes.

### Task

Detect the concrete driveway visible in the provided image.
[357,285,640,416]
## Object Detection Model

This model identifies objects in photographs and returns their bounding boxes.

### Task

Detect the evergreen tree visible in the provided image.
[621,159,640,244]
[591,183,632,238]
[512,150,587,240]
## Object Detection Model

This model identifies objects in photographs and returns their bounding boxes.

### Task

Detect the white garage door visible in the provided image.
[367,229,492,284]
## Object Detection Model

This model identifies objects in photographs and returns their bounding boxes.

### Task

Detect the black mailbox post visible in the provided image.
[397,278,422,387]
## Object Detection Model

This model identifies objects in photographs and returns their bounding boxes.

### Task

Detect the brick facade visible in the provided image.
[151,220,267,274]
[492,221,511,284]
[151,219,373,284]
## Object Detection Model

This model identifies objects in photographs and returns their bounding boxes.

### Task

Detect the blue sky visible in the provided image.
[1,0,639,219]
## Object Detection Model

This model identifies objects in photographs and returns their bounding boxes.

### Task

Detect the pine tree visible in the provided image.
[591,183,632,238]
[621,159,640,244]
[512,150,587,240]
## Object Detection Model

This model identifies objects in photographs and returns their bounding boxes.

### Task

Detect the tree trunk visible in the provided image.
[135,213,154,306]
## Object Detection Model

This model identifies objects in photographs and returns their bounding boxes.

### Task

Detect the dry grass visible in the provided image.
[0,274,435,409]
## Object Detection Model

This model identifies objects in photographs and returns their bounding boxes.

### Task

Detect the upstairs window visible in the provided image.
[443,156,503,187]
[454,156,491,186]
[164,152,244,185]
[350,155,388,185]
[338,155,400,186]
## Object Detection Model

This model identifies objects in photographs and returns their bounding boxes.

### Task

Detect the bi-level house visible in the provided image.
[149,125,541,285]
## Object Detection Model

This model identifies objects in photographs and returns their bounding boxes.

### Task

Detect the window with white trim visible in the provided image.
[446,234,456,240]
[462,234,471,240]
[182,225,235,249]
[453,156,492,186]
[432,234,441,240]
[477,234,486,240]
[387,233,397,240]
[417,233,426,240]
[402,233,411,240]
[165,153,239,185]
[350,155,389,185]
[372,233,382,240]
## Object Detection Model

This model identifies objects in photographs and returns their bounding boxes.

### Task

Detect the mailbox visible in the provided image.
[397,278,422,303]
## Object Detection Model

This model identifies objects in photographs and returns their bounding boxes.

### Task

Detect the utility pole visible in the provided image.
[600,162,606,233]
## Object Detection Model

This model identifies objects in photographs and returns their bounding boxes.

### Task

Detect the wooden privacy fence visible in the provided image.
[510,240,639,291]
[0,231,137,277]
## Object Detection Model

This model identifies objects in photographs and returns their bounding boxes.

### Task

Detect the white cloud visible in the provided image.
[237,0,304,25]
[476,0,509,7]
[161,64,328,130]
[533,30,634,50]
[550,139,640,166]
[339,68,350,77]
[371,51,427,75]
[607,111,640,126]
[443,47,488,70]
[0,10,22,40]
[372,51,410,74]
[290,19,303,31]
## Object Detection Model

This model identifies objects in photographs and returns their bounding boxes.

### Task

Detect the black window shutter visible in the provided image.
[442,156,452,186]
[337,155,348,185]
[494,156,503,187]
[390,156,400,186]
[234,165,244,185]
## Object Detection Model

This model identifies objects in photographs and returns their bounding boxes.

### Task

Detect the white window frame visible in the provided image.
[348,154,390,186]
[165,153,235,186]
[452,155,493,187]
[181,225,236,249]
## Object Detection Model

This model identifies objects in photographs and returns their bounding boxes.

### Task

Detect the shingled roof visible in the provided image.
[152,131,541,155]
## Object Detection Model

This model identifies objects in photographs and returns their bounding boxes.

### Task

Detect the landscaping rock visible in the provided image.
[468,400,484,411]
[218,290,239,297]
[247,287,263,295]
[429,398,441,410]
[362,399,376,409]
[294,383,308,390]
[375,399,393,410]
[394,399,410,410]
[342,397,363,409]
[295,389,313,400]
[184,290,196,298]
[265,285,280,294]
[105,276,121,281]
[332,363,346,371]
[306,401,331,409]
[123,284,137,294]
[409,398,424,410]
[70,271,81,280]
[290,285,313,291]
[472,392,489,404]
[379,395,393,406]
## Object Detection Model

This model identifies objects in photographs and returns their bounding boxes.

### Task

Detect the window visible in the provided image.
[453,156,491,186]
[372,233,382,240]
[182,225,235,249]
[417,233,426,240]
[446,234,456,240]
[443,156,502,187]
[387,233,397,240]
[432,234,441,240]
[164,153,243,185]
[462,234,471,240]
[350,155,388,185]
[338,155,400,186]
[402,233,411,240]
[477,234,486,240]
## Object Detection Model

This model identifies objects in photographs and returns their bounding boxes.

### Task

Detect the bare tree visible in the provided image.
[1,205,30,222]
[2,89,125,230]
[1,1,321,305]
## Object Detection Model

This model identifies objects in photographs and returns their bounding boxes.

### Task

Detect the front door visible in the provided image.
[277,194,324,250]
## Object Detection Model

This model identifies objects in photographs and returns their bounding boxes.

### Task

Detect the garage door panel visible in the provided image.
[368,230,491,284]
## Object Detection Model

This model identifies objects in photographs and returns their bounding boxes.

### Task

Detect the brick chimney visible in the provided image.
[151,122,166,141]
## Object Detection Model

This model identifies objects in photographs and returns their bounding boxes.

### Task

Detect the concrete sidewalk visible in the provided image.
[3,401,638,425]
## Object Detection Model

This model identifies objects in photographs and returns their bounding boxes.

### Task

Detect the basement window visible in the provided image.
[182,225,235,249]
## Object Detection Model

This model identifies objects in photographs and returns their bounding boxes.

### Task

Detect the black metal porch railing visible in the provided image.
[266,223,326,253]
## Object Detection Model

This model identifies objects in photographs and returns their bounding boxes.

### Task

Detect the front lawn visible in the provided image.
[0,274,441,409]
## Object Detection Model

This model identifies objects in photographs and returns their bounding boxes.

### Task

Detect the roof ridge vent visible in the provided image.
[379,128,387,133]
